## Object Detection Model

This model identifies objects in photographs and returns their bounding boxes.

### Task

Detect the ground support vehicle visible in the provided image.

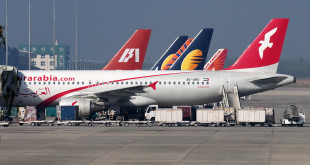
[236,108,266,126]
[55,120,94,127]
[122,120,153,127]
[19,120,55,126]
[193,108,227,127]
[281,105,305,127]
[0,121,9,127]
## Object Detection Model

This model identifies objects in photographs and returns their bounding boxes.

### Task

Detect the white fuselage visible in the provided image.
[0,70,294,108]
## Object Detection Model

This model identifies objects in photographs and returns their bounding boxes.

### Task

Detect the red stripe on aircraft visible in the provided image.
[37,72,191,107]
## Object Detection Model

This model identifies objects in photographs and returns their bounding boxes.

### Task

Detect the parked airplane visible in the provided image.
[203,49,228,71]
[151,36,188,70]
[101,29,151,70]
[0,18,294,118]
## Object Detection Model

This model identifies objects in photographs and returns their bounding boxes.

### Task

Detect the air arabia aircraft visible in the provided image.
[0,18,295,118]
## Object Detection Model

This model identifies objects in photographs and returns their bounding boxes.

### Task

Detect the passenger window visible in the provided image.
[188,82,190,85]
[145,81,147,85]
[24,82,26,85]
[135,81,138,85]
[168,82,171,85]
[192,82,195,85]
[121,82,123,85]
[183,82,185,85]
[72,82,75,85]
[82,82,84,85]
[178,82,180,85]
[53,82,55,85]
[150,81,152,84]
[67,82,70,85]
[29,82,32,85]
[116,82,119,85]
[131,82,133,85]
[43,82,46,85]
[197,82,199,85]
[173,82,176,85]
[202,82,204,85]
[63,82,65,85]
[140,82,142,85]
[77,82,79,85]
[38,82,41,85]
[89,81,91,85]
[48,82,51,85]
[164,82,166,85]
[126,82,128,85]
[159,82,161,85]
[58,82,60,85]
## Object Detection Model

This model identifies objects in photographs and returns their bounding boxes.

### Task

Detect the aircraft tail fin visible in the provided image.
[151,36,188,70]
[203,49,227,71]
[169,28,213,70]
[161,38,193,70]
[225,18,289,73]
[102,29,151,70]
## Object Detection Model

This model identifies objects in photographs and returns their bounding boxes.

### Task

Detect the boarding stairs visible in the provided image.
[219,85,241,109]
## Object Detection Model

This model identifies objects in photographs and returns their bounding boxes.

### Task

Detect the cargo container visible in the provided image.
[195,109,225,126]
[24,106,37,121]
[172,106,192,121]
[45,107,57,121]
[18,107,25,120]
[155,108,182,122]
[237,108,266,126]
[59,106,79,121]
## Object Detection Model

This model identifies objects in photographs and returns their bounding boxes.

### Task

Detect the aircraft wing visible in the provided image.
[67,81,158,102]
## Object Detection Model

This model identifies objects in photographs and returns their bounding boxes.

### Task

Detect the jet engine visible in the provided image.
[59,98,106,118]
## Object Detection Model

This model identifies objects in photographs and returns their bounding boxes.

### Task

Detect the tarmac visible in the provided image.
[0,87,310,165]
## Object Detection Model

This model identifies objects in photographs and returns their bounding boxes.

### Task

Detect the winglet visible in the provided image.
[148,81,159,90]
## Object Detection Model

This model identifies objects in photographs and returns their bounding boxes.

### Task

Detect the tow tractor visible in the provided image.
[281,105,305,127]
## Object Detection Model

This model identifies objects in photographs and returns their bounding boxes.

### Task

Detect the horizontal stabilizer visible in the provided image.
[251,76,288,84]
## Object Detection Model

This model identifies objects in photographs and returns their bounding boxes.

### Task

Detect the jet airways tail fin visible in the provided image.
[161,38,193,70]
[225,18,289,73]
[102,29,151,70]
[151,36,188,70]
[169,28,213,70]
[203,49,227,71]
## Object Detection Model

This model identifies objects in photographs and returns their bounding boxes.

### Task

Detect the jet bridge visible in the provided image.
[0,65,20,116]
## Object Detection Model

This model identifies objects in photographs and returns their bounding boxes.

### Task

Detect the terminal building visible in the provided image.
[19,43,70,70]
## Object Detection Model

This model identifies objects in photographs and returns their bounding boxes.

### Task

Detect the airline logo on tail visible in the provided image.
[259,27,277,59]
[204,49,227,71]
[118,48,140,62]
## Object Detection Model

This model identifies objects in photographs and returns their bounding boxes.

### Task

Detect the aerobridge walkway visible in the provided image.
[0,65,20,118]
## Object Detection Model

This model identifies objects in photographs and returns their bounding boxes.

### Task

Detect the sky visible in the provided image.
[0,0,309,64]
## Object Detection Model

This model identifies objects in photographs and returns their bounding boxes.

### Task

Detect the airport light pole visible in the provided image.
[5,0,8,66]
[75,0,78,70]
[28,0,31,70]
[53,0,55,58]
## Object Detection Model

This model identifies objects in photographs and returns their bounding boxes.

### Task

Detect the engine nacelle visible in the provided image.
[59,98,105,117]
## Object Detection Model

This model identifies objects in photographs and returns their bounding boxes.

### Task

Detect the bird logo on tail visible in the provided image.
[258,27,277,59]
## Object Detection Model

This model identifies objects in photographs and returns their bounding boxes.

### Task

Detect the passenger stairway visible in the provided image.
[219,85,241,109]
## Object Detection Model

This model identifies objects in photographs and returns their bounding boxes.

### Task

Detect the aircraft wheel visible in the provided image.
[31,122,36,127]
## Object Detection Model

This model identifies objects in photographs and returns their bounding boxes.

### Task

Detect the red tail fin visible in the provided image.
[204,49,227,71]
[102,29,151,70]
[225,18,289,73]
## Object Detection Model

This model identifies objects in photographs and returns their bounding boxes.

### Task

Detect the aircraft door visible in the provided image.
[221,74,230,92]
